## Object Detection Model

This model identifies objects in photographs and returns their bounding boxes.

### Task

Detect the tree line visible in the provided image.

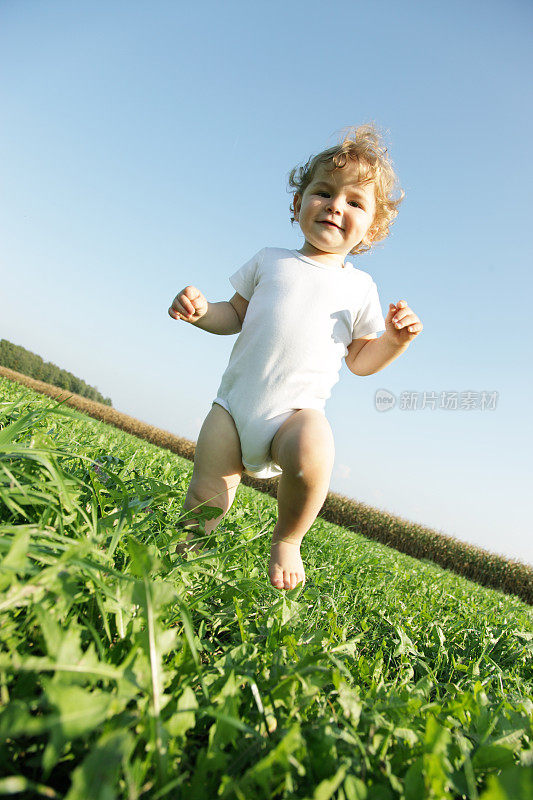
[0,339,113,406]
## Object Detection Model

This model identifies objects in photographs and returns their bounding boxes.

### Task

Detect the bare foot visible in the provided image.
[174,526,205,557]
[269,538,306,590]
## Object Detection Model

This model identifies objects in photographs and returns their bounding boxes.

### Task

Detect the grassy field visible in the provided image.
[0,376,532,799]
[3,365,529,606]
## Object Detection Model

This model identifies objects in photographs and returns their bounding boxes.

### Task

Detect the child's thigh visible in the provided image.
[270,409,335,474]
[189,403,244,504]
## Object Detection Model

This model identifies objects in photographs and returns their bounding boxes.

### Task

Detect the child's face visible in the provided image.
[293,161,377,263]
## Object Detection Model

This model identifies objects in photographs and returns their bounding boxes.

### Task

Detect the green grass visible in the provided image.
[0,376,532,800]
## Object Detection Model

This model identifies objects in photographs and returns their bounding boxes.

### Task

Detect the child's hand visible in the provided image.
[385,300,423,344]
[168,286,209,323]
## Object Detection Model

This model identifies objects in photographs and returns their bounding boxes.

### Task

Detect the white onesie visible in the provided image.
[213,247,386,479]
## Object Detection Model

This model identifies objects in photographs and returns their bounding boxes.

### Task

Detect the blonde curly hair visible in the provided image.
[287,123,405,256]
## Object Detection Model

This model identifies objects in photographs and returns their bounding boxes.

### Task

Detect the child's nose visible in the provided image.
[326,196,342,212]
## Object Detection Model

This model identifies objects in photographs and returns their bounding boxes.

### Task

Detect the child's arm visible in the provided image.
[349,300,423,376]
[168,286,244,335]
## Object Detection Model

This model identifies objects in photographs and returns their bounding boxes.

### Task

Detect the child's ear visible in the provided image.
[293,193,301,219]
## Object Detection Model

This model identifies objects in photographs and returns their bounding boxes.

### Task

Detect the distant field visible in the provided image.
[0,376,532,799]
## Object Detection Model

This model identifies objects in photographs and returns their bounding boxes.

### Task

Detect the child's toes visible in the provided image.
[269,564,284,589]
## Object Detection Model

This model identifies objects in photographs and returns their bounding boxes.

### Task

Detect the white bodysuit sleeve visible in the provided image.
[352,279,387,338]
[229,248,265,301]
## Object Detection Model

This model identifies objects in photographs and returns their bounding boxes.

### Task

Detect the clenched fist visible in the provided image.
[168,286,208,323]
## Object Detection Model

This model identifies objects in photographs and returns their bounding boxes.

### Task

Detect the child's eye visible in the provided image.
[349,201,362,208]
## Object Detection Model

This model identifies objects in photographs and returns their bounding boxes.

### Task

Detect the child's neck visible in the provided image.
[297,244,347,268]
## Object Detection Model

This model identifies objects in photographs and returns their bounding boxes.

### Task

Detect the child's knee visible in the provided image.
[297,451,334,484]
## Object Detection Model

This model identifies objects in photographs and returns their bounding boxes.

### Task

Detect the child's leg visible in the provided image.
[177,403,244,553]
[268,409,335,590]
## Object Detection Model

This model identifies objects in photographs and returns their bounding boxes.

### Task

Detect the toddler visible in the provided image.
[169,123,422,591]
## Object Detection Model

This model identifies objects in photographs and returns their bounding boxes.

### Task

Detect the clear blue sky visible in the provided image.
[2,0,532,566]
